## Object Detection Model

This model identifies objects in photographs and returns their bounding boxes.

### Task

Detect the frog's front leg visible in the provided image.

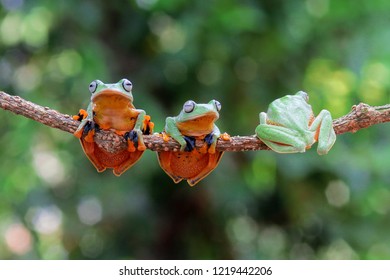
[164,117,187,151]
[125,109,149,152]
[256,112,309,153]
[73,103,95,142]
[204,125,221,154]
[309,109,336,155]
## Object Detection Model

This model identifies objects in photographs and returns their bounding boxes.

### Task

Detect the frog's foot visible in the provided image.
[73,109,88,122]
[220,132,231,141]
[78,120,97,142]
[142,115,154,135]
[124,131,138,152]
[161,132,170,142]
[204,133,217,154]
[124,130,146,152]
[184,136,196,152]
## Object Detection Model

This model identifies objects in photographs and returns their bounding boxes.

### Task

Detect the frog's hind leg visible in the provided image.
[157,152,183,184]
[256,124,309,153]
[187,151,224,186]
[309,110,336,155]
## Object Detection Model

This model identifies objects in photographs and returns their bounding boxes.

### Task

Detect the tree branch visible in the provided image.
[1,91,390,153]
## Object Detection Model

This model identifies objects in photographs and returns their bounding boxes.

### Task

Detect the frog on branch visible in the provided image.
[255,91,336,155]
[73,79,154,176]
[157,100,230,186]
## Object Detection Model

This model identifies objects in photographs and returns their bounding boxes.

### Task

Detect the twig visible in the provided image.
[1,91,390,153]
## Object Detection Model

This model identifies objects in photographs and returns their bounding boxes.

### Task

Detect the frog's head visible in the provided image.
[175,100,222,136]
[177,99,221,123]
[89,78,134,104]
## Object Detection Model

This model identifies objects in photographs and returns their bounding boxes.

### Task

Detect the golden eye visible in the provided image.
[183,100,196,113]
[122,79,133,92]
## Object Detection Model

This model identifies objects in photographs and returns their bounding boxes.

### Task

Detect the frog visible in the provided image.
[157,100,230,186]
[255,91,336,155]
[73,78,154,176]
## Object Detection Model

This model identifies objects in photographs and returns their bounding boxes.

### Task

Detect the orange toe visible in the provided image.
[84,130,95,142]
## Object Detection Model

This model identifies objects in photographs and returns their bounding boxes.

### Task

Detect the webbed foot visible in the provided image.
[142,115,154,135]
[124,130,146,152]
[204,132,218,154]
[76,120,98,142]
[184,136,196,152]
[124,131,138,152]
[73,109,88,122]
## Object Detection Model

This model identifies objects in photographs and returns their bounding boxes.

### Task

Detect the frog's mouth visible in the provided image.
[92,89,134,106]
[185,111,218,123]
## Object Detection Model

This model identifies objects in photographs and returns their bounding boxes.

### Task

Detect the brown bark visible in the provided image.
[1,91,389,153]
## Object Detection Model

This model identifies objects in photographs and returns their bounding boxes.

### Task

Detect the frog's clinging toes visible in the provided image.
[255,91,336,155]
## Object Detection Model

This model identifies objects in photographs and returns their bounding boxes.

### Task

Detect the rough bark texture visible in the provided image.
[1,91,390,153]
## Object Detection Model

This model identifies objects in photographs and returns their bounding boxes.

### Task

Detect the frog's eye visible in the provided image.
[89,80,98,94]
[298,91,309,102]
[214,100,221,112]
[122,79,133,92]
[183,100,195,113]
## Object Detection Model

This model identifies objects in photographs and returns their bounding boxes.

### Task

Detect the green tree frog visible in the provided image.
[73,79,154,176]
[255,91,336,155]
[157,100,230,186]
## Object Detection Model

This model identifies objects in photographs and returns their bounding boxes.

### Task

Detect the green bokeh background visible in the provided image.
[1,0,390,259]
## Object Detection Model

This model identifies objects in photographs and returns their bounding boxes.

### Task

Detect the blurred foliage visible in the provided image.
[1,0,390,260]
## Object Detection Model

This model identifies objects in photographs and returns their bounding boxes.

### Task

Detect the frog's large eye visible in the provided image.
[183,100,195,113]
[298,91,309,102]
[122,79,133,92]
[214,100,221,112]
[89,80,99,93]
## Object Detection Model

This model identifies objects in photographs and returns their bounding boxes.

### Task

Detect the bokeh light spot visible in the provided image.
[136,0,157,10]
[306,0,329,18]
[322,239,358,259]
[228,216,258,244]
[77,196,103,226]
[57,49,83,77]
[80,231,104,258]
[257,226,287,258]
[13,64,42,92]
[289,243,315,259]
[368,187,390,215]
[148,13,186,53]
[32,145,66,187]
[325,180,350,207]
[28,205,63,235]
[4,223,32,255]
[21,7,52,47]
[0,12,23,45]
[1,0,24,11]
